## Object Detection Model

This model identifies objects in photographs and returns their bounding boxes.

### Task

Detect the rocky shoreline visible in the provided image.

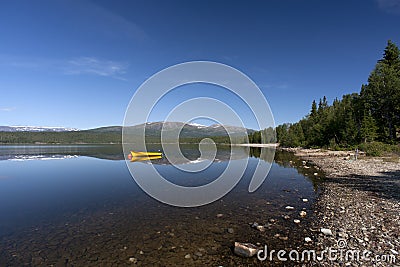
[282,148,400,266]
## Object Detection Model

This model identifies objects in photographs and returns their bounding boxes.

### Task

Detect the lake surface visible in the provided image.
[0,145,322,266]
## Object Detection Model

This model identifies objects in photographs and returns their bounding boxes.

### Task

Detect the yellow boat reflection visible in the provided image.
[129,155,162,162]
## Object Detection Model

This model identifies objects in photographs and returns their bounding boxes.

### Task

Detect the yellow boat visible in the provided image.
[128,151,163,161]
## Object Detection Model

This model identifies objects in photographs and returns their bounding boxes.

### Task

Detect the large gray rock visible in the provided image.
[234,242,259,257]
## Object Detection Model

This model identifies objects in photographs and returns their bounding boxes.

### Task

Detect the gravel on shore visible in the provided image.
[282,148,400,266]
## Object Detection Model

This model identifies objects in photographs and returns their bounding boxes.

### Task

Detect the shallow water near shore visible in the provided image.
[0,145,323,266]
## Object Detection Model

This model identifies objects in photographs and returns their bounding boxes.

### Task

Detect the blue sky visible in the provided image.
[1,0,400,129]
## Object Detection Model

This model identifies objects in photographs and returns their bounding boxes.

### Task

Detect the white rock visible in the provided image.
[285,206,295,210]
[234,242,258,257]
[299,211,307,217]
[314,172,318,176]
[128,257,137,263]
[184,254,191,259]
[256,225,265,232]
[338,232,347,238]
[321,228,333,236]
[305,237,312,242]
[302,198,309,202]
[294,219,301,224]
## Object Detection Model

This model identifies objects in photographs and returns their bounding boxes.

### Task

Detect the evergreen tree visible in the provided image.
[380,40,400,68]
[276,124,290,146]
[310,100,317,118]
[361,40,400,141]
[318,98,323,112]
[360,110,378,143]
[262,127,276,143]
[322,96,328,109]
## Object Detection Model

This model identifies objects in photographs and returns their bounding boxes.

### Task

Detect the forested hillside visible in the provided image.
[0,131,122,144]
[0,125,248,144]
[276,40,400,152]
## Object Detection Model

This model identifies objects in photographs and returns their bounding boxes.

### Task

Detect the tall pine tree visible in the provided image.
[361,40,400,141]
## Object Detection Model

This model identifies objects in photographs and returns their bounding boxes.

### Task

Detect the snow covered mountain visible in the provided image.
[0,122,254,137]
[0,126,79,132]
[121,122,254,138]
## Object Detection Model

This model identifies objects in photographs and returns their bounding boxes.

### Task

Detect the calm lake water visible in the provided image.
[0,145,322,266]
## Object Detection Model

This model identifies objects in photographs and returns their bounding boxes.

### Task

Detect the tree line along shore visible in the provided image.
[246,40,400,157]
[274,40,400,156]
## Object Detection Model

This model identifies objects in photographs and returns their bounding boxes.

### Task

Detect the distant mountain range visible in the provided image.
[0,122,255,144]
[1,122,254,136]
[0,126,79,132]
[89,122,255,138]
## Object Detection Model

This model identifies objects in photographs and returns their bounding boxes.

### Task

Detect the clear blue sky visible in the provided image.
[1,0,399,129]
